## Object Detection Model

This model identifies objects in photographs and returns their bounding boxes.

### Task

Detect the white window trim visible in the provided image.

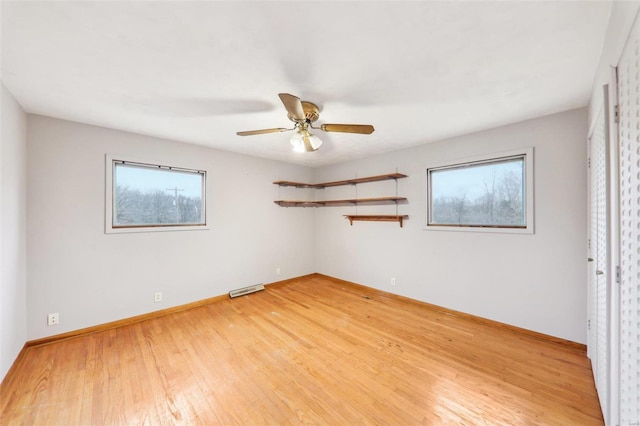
[105,154,210,234]
[424,147,534,234]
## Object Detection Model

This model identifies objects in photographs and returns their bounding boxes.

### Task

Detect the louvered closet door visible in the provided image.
[617,12,640,425]
[590,105,610,419]
[588,112,601,361]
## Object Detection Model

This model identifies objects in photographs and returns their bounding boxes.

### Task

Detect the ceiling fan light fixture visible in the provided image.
[290,130,322,153]
[290,133,306,153]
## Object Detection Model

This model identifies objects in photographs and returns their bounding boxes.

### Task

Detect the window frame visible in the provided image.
[105,154,209,234]
[425,147,534,234]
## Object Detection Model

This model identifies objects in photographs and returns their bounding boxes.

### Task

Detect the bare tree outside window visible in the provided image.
[428,156,526,228]
[112,162,205,228]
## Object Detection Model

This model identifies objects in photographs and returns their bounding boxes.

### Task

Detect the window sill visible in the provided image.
[424,224,533,234]
[105,225,210,234]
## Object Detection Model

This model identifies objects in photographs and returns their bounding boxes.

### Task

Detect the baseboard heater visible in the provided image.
[229,283,265,298]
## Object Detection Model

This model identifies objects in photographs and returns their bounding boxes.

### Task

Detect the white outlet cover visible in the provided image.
[47,313,59,326]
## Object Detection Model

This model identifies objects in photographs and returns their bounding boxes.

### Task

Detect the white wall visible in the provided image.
[19,106,591,345]
[588,1,640,125]
[1,83,28,379]
[27,115,315,340]
[314,108,588,343]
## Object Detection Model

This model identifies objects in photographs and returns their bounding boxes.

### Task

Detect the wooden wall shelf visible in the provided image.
[273,173,407,189]
[274,172,408,227]
[344,215,409,227]
[274,197,407,207]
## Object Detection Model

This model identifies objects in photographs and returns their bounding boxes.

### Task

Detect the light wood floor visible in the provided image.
[1,275,603,425]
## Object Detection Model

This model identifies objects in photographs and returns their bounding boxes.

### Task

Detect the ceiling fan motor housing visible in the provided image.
[288,101,319,123]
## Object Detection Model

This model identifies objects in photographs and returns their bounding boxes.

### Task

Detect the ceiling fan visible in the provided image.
[236,93,375,152]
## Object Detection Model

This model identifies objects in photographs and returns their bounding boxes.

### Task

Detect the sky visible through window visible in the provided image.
[431,158,523,199]
[429,156,526,227]
[115,164,202,198]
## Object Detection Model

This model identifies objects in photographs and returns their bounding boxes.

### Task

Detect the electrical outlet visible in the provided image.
[390,277,397,286]
[154,292,162,303]
[47,313,59,326]
[276,267,281,276]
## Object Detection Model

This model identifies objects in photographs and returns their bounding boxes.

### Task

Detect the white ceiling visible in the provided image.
[1,1,612,167]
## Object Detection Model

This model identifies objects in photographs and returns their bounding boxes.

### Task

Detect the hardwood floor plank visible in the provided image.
[0,275,602,425]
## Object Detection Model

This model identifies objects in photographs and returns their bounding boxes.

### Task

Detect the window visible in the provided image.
[426,148,534,233]
[106,155,207,233]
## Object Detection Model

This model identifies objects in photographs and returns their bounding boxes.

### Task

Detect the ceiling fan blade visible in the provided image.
[320,124,375,134]
[236,128,290,136]
[278,93,305,121]
[302,134,318,152]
